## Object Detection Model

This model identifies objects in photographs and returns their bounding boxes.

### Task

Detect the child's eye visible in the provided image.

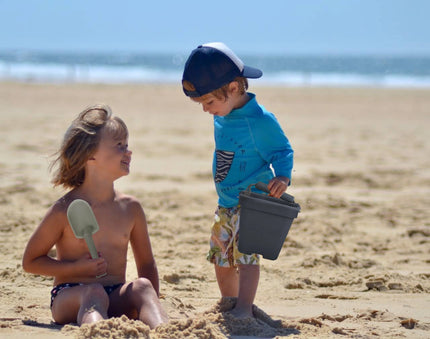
[203,101,213,107]
[117,142,128,151]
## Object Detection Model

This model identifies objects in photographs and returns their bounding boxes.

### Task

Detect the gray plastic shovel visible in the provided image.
[67,199,106,278]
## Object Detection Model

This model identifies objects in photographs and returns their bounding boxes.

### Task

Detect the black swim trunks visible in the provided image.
[50,282,123,308]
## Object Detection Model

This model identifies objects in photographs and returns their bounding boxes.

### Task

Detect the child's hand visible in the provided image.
[268,177,290,198]
[76,253,107,278]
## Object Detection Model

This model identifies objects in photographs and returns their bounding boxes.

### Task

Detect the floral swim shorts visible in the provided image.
[207,205,260,267]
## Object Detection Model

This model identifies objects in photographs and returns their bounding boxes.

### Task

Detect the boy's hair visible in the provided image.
[50,104,128,189]
[182,77,248,101]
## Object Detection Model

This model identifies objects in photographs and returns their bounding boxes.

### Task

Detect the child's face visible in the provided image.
[193,81,246,117]
[91,128,132,178]
[193,93,237,117]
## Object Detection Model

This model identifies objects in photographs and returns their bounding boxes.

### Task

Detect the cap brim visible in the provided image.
[242,65,263,79]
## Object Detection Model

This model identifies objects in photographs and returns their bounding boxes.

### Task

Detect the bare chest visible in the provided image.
[58,205,134,259]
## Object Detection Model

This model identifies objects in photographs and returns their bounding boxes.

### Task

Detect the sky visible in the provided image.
[0,0,429,56]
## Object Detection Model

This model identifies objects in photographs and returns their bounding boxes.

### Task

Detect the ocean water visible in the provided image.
[0,51,429,88]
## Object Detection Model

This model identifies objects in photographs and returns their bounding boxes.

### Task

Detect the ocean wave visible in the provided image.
[1,53,429,88]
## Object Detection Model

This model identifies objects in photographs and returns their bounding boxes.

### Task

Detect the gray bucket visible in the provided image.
[238,182,300,260]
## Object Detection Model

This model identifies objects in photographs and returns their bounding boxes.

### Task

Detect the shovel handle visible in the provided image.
[83,232,106,278]
[255,182,295,203]
[83,232,99,259]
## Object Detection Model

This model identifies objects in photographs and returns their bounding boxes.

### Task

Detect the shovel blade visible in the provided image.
[67,199,99,239]
[67,199,103,265]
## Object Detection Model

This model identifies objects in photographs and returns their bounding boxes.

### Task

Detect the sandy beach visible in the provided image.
[0,82,429,338]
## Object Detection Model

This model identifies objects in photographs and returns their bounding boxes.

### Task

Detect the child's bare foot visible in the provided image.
[228,306,254,319]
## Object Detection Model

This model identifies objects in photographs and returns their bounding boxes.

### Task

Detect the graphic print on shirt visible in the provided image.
[214,150,235,183]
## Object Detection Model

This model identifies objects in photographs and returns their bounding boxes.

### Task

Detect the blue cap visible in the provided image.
[182,42,263,97]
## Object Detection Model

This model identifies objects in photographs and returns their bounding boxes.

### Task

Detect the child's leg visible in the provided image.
[108,278,168,329]
[231,264,260,318]
[51,284,109,325]
[214,264,238,297]
[208,206,260,317]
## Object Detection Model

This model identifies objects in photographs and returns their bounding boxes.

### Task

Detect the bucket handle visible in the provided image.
[248,182,296,204]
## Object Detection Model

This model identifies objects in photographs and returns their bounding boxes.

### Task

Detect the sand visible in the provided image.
[0,82,429,338]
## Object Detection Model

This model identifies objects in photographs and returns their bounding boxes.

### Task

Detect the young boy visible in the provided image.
[22,104,168,328]
[182,42,294,318]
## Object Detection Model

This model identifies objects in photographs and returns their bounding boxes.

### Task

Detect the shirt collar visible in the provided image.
[226,92,257,118]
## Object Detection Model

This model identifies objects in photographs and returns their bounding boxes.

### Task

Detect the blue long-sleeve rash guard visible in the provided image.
[212,93,294,208]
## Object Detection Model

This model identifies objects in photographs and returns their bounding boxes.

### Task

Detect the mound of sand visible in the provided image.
[63,298,301,338]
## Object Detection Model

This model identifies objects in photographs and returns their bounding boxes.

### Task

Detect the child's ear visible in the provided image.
[228,81,240,94]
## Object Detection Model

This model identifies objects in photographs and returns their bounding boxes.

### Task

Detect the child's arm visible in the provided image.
[129,199,160,295]
[252,114,294,197]
[22,203,106,279]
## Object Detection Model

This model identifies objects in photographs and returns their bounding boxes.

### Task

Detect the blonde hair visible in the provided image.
[182,77,248,101]
[50,104,128,189]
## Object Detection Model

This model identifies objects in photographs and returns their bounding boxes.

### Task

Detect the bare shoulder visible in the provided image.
[42,194,72,221]
[44,190,95,223]
[115,191,145,215]
[30,193,75,241]
[115,191,141,206]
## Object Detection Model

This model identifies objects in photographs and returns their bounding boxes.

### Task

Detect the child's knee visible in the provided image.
[131,277,155,295]
[82,283,109,305]
[238,264,260,274]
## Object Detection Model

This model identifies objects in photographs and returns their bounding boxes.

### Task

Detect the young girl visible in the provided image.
[22,104,168,328]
